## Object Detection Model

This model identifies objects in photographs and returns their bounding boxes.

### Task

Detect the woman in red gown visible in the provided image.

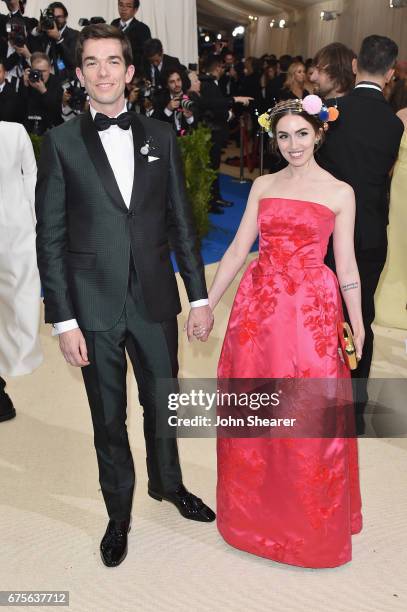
[202,99,365,568]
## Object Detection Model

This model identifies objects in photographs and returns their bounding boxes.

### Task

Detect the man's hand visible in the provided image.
[46,24,61,41]
[30,79,47,94]
[59,328,90,367]
[183,109,193,119]
[186,305,214,343]
[23,67,31,88]
[13,44,31,60]
[167,97,181,111]
[233,96,254,106]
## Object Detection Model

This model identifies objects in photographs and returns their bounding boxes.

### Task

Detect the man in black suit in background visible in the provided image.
[318,35,404,433]
[111,0,151,71]
[142,38,184,91]
[0,57,23,121]
[35,24,215,568]
[0,0,38,88]
[152,68,196,134]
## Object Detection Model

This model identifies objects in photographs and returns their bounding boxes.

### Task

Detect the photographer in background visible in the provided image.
[0,0,38,90]
[152,68,196,135]
[19,51,63,134]
[61,76,88,122]
[31,2,78,79]
[142,38,184,91]
[219,50,240,97]
[111,0,151,71]
[0,56,23,121]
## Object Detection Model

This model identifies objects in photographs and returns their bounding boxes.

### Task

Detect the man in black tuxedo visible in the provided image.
[111,0,151,71]
[35,24,215,568]
[0,57,23,121]
[266,54,292,106]
[317,35,404,433]
[30,2,79,79]
[200,55,252,213]
[142,38,184,91]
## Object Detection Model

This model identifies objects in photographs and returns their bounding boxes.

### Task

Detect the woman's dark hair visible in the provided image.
[313,43,356,95]
[270,110,325,152]
[390,79,407,113]
[358,35,398,75]
[76,23,133,68]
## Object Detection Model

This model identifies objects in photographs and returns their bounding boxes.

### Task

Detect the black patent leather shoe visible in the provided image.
[0,392,16,423]
[100,518,131,567]
[148,484,216,522]
[216,198,234,208]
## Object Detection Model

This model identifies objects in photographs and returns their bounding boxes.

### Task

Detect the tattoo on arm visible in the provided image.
[342,282,359,292]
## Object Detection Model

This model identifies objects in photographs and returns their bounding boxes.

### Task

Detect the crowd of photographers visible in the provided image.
[0,0,254,213]
[4,1,404,214]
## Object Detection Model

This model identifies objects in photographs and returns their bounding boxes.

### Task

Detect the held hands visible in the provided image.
[59,328,90,367]
[184,305,214,343]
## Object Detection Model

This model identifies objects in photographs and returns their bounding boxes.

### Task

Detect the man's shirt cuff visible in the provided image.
[190,299,209,308]
[52,319,79,336]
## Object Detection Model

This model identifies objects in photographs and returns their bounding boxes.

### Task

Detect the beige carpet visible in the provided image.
[1,262,407,612]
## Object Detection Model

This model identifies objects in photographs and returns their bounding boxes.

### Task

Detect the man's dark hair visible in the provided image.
[76,23,133,68]
[313,43,356,95]
[279,55,293,73]
[358,35,399,75]
[205,54,222,73]
[162,67,190,91]
[121,0,140,8]
[144,38,163,59]
[48,2,68,18]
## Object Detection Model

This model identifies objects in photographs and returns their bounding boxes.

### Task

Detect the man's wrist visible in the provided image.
[190,299,209,308]
[52,319,79,336]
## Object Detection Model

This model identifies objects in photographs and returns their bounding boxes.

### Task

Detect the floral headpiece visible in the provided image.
[258,95,339,138]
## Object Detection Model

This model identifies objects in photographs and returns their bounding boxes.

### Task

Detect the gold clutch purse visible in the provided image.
[338,322,358,370]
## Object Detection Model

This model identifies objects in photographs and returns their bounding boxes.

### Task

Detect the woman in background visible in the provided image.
[0,121,43,422]
[375,79,407,329]
[280,61,310,101]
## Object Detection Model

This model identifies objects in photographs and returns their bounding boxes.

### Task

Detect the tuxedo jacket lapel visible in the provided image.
[129,112,148,212]
[80,111,128,212]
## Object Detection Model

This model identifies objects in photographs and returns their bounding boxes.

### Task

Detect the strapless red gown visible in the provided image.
[217,198,362,568]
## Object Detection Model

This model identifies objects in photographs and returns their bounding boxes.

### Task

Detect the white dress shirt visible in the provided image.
[355,82,382,92]
[53,102,207,335]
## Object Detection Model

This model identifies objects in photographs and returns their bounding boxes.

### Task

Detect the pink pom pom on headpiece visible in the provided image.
[302,95,323,115]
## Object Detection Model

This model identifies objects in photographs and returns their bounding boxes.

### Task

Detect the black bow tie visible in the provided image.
[94,111,132,131]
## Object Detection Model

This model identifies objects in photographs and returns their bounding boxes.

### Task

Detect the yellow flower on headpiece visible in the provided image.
[258,112,272,131]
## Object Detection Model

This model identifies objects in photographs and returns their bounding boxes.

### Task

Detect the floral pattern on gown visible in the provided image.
[217,198,362,568]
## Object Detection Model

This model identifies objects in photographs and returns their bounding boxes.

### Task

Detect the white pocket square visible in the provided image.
[148,156,160,162]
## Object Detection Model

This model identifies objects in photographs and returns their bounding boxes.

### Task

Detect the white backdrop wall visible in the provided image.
[247,0,407,60]
[19,0,198,66]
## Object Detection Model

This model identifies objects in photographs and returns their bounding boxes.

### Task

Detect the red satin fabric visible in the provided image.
[217,198,362,568]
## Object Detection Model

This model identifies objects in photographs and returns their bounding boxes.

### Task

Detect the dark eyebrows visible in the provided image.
[83,55,124,63]
[277,128,310,135]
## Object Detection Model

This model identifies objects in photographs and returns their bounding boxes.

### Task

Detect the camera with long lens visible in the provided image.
[39,7,55,30]
[62,80,88,112]
[78,17,106,27]
[180,96,195,112]
[28,69,42,83]
[6,19,27,47]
